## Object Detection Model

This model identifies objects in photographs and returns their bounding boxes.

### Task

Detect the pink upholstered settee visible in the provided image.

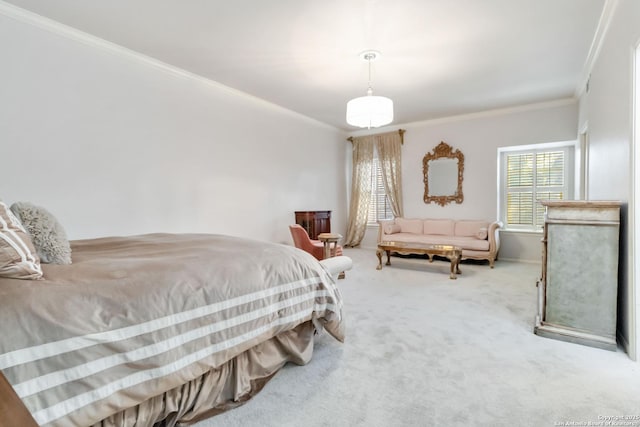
[377,218,502,268]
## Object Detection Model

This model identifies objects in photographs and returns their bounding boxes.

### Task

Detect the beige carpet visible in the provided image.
[196,248,640,427]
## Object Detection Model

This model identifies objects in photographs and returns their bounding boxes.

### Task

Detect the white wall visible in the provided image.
[0,10,347,244]
[356,101,579,262]
[577,0,640,359]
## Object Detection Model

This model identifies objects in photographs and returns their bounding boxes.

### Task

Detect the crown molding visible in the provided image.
[0,1,340,132]
[411,98,576,130]
[347,98,577,137]
[575,0,620,98]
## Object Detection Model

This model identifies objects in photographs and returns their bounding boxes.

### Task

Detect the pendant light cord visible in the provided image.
[366,53,374,96]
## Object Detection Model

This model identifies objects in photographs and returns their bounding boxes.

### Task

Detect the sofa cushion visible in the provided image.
[395,218,423,234]
[423,219,455,236]
[383,233,490,251]
[444,236,490,251]
[454,220,489,238]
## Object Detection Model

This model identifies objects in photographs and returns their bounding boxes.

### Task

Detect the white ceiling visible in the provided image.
[5,0,606,130]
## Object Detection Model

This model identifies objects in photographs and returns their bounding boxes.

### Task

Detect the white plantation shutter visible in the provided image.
[506,153,534,227]
[367,155,393,224]
[501,145,573,231]
[534,150,565,226]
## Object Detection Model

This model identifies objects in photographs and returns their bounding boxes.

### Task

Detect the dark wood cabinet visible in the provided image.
[295,211,331,240]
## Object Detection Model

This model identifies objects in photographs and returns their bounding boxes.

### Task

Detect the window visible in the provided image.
[367,154,393,225]
[499,142,575,231]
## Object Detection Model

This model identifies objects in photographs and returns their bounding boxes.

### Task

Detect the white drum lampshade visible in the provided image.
[346,50,394,129]
[346,91,394,128]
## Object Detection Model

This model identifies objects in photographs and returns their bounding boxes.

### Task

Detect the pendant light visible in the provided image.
[346,50,394,128]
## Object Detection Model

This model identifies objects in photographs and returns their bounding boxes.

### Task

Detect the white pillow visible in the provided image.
[476,227,488,240]
[0,200,43,279]
[10,202,72,265]
[383,224,401,234]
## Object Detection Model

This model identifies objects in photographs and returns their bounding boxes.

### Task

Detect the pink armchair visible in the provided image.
[289,224,343,261]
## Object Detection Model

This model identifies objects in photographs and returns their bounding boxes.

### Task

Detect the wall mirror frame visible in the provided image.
[422,141,464,206]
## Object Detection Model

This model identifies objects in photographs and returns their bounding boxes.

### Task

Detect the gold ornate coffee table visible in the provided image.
[376,241,462,279]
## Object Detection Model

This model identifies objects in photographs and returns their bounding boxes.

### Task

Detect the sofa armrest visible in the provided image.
[377,219,396,244]
[488,221,503,256]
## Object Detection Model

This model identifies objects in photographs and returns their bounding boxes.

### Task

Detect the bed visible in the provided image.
[0,231,348,427]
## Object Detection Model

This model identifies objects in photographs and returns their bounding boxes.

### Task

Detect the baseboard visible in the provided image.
[617,330,632,358]
[497,257,540,264]
[534,317,617,352]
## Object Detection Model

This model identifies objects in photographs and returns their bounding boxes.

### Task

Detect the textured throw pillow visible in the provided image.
[0,200,43,279]
[10,202,72,265]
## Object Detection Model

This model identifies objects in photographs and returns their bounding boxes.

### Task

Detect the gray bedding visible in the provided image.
[0,233,344,426]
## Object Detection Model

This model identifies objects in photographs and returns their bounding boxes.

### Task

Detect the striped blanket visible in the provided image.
[0,233,344,426]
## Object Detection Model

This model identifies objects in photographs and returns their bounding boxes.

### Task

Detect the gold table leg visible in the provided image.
[448,252,461,279]
[376,249,392,270]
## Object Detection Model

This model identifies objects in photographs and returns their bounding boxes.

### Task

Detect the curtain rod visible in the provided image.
[347,129,405,144]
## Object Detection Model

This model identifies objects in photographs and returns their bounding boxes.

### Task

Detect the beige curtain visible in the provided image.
[343,136,375,247]
[375,132,404,218]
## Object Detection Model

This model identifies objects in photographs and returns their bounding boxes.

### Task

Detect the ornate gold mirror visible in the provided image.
[423,141,464,206]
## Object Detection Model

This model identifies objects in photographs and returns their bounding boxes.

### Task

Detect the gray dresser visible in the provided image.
[534,200,621,351]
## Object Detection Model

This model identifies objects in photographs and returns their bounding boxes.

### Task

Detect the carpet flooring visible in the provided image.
[196,248,640,427]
